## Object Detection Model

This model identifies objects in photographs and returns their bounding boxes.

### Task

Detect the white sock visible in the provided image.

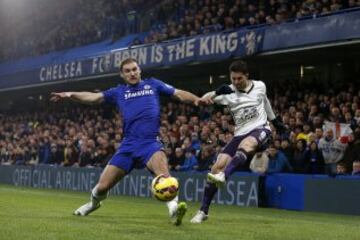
[166,196,179,216]
[91,187,108,205]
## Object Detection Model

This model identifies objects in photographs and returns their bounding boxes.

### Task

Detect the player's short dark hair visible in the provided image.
[120,58,138,72]
[229,60,248,74]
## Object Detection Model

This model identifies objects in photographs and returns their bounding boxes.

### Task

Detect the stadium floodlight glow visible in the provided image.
[304,66,315,70]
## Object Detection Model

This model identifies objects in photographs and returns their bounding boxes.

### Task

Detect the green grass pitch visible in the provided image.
[0,184,359,240]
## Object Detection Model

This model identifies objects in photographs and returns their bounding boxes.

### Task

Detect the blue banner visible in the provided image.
[0,29,265,90]
[0,10,360,90]
[263,10,360,50]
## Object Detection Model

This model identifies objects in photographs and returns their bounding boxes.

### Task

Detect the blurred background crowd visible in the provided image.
[1,83,359,176]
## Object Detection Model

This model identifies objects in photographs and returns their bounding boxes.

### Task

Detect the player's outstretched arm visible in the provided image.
[201,91,216,105]
[200,84,234,105]
[50,92,104,105]
[173,89,202,106]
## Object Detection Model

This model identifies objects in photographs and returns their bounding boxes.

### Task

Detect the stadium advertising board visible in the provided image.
[304,178,360,215]
[0,165,259,207]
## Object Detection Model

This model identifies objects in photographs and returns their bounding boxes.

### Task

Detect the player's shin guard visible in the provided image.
[224,149,248,179]
[91,187,109,206]
[200,182,218,215]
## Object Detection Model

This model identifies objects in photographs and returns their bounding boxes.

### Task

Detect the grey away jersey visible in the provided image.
[213,80,273,136]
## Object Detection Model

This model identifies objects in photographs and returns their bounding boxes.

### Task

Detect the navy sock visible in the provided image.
[200,182,218,215]
[224,150,248,179]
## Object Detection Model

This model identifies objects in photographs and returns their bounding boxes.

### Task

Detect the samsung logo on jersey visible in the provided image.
[125,89,154,100]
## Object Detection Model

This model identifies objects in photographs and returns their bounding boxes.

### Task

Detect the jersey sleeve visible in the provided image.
[152,78,175,96]
[102,87,119,104]
[202,88,230,105]
[212,94,229,105]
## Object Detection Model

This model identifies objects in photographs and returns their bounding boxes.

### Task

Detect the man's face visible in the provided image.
[281,140,289,149]
[121,62,141,85]
[336,165,346,174]
[268,147,277,157]
[325,129,334,140]
[315,128,323,138]
[353,162,360,173]
[230,71,249,90]
[289,118,296,126]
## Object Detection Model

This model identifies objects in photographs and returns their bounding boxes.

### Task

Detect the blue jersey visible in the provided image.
[102,77,175,140]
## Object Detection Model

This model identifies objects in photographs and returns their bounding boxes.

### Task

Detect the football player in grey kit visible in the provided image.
[191,60,285,223]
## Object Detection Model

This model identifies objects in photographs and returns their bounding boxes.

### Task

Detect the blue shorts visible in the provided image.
[108,138,163,173]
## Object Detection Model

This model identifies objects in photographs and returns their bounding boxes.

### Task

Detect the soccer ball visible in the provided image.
[151,174,179,201]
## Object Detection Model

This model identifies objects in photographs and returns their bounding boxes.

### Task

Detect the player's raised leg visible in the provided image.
[74,165,125,216]
[146,150,187,226]
[190,153,231,223]
[191,135,263,223]
[208,136,258,186]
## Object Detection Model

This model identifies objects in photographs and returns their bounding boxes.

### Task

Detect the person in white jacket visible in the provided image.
[318,129,347,175]
[250,151,269,174]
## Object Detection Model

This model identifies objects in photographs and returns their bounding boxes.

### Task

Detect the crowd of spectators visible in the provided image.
[0,83,359,177]
[0,0,156,61]
[143,0,360,44]
[1,0,360,61]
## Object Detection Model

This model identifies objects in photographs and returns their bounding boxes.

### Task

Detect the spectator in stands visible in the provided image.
[267,145,293,173]
[352,160,360,175]
[280,139,294,163]
[63,145,79,167]
[341,129,360,171]
[314,127,324,143]
[176,149,197,171]
[296,124,313,143]
[77,144,93,167]
[169,147,184,171]
[336,162,348,175]
[38,138,51,164]
[14,147,26,165]
[291,139,308,173]
[190,132,201,153]
[194,147,214,172]
[48,143,64,165]
[304,141,324,174]
[318,129,347,175]
[249,151,269,174]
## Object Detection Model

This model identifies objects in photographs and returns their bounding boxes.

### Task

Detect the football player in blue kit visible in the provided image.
[51,58,202,225]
